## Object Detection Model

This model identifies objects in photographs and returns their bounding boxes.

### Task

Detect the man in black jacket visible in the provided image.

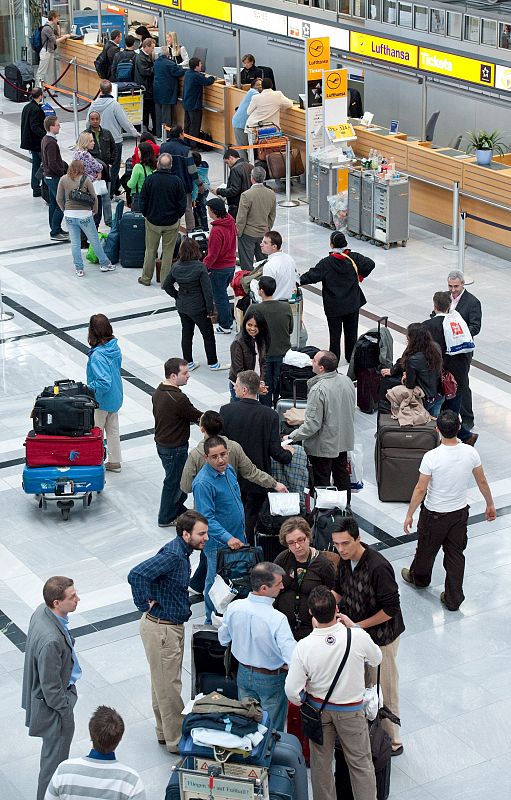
[104,30,122,80]
[134,38,156,134]
[216,149,252,218]
[20,88,46,197]
[220,369,294,540]
[447,270,482,429]
[86,111,116,226]
[138,153,187,286]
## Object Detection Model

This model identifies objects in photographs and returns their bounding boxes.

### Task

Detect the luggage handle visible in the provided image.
[292,378,308,407]
[377,316,388,339]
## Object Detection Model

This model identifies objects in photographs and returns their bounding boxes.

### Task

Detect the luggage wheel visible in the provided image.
[61,508,70,521]
[38,496,48,511]
[82,492,93,508]
[57,499,74,521]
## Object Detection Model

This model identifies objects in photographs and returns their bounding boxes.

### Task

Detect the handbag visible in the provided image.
[441,368,457,400]
[92,179,108,196]
[69,175,95,209]
[368,667,392,771]
[216,546,263,600]
[300,628,352,745]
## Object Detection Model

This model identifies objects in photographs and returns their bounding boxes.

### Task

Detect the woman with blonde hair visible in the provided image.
[166,31,189,67]
[74,131,105,226]
[56,160,113,277]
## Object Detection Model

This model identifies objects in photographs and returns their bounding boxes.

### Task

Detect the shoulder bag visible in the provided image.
[300,627,352,745]
[441,368,457,400]
[68,175,95,209]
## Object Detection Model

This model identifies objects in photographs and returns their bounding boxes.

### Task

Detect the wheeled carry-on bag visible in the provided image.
[189,228,208,258]
[119,211,146,267]
[41,379,96,400]
[375,416,438,502]
[254,529,286,562]
[355,316,388,414]
[32,394,97,437]
[4,61,34,102]
[25,427,104,467]
[190,626,237,700]
[278,365,312,403]
[271,732,309,800]
[335,743,391,800]
[276,378,308,434]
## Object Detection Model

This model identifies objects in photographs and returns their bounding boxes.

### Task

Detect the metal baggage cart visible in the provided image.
[173,756,269,800]
[116,87,143,128]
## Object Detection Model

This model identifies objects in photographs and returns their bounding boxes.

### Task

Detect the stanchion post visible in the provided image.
[0,281,14,322]
[223,159,229,183]
[278,138,299,209]
[72,91,79,142]
[457,212,466,274]
[443,180,459,251]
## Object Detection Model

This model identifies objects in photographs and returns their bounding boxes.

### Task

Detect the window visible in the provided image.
[499,22,511,49]
[430,9,446,36]
[481,18,497,47]
[339,0,351,14]
[464,15,480,43]
[383,0,397,23]
[398,2,413,28]
[353,0,367,17]
[446,11,462,39]
[368,0,381,21]
[324,0,337,10]
[414,5,428,31]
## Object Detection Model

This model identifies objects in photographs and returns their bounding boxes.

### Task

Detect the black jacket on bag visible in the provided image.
[220,398,292,494]
[300,250,375,318]
[20,99,46,152]
[217,159,252,217]
[163,259,214,317]
[140,169,187,226]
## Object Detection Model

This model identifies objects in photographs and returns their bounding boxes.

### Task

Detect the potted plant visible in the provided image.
[466,129,508,167]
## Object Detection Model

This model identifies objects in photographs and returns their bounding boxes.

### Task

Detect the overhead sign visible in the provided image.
[288,17,349,51]
[231,6,287,36]
[306,36,330,80]
[181,0,231,22]
[350,32,418,68]
[419,48,493,86]
[148,0,180,8]
[324,69,347,100]
[495,64,511,92]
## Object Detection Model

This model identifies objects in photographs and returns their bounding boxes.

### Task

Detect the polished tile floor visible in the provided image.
[1,92,511,799]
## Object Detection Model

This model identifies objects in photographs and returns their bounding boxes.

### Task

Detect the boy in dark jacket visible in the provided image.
[20,88,46,197]
[182,57,215,140]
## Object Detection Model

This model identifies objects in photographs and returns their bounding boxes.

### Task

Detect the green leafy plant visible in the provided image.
[465,129,508,155]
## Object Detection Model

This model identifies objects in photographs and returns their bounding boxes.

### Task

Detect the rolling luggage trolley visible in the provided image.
[115,86,143,129]
[170,755,269,800]
[22,464,105,520]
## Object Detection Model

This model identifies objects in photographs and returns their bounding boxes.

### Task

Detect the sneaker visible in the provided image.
[58,229,70,237]
[105,462,121,472]
[100,263,116,272]
[401,567,415,586]
[188,362,200,371]
[209,362,229,371]
[51,232,69,241]
[391,746,404,757]
[440,591,459,611]
[215,325,232,334]
[465,433,479,447]
[138,277,151,286]
[158,519,177,528]
[75,270,85,277]
[32,189,42,198]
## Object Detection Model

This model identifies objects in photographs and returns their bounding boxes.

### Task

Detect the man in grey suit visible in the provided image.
[22,576,81,800]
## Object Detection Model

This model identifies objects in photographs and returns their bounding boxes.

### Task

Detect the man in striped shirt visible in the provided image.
[45,706,145,800]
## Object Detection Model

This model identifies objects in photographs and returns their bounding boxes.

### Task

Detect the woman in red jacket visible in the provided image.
[203,197,237,334]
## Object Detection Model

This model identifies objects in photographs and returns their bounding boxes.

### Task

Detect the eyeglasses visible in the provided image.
[287,537,308,547]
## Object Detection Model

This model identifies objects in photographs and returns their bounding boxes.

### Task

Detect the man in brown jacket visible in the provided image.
[152,358,202,527]
[41,115,69,240]
[236,165,276,270]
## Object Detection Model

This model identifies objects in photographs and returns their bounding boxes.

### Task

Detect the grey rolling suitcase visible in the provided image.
[375,417,438,502]
[275,378,307,433]
[271,733,308,800]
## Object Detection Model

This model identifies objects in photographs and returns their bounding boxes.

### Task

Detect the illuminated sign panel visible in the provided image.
[181,0,231,22]
[419,48,493,86]
[350,32,418,68]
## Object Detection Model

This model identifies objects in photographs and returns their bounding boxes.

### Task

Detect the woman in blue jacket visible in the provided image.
[231,77,262,158]
[153,46,184,139]
[87,314,123,472]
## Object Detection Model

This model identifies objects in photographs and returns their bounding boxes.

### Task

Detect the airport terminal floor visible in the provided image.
[1,91,511,800]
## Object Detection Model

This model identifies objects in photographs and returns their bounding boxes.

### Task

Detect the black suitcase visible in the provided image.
[374,416,438,502]
[335,745,391,800]
[356,367,381,414]
[278,366,312,403]
[4,61,34,102]
[32,395,97,437]
[191,628,238,698]
[254,529,286,561]
[189,228,208,258]
[119,211,146,267]
[198,673,238,699]
[41,379,96,401]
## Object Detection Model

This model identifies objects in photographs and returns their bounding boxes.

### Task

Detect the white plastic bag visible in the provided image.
[92,179,108,196]
[208,575,237,614]
[314,488,348,510]
[268,492,301,516]
[363,683,384,721]
[348,444,364,492]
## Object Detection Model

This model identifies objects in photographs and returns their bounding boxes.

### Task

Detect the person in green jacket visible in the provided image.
[127,141,156,207]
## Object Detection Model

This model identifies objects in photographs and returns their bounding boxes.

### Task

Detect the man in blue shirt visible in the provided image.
[127,510,208,753]
[192,435,246,624]
[219,562,296,731]
[182,57,215,141]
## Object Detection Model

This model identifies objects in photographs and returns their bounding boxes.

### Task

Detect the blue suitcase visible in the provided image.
[269,765,295,800]
[271,732,308,800]
[22,464,105,495]
[165,769,180,800]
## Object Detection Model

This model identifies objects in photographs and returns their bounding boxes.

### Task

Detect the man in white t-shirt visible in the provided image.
[402,410,495,611]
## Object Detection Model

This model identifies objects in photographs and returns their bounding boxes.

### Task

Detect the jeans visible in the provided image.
[237,234,264,271]
[194,192,209,231]
[237,665,287,731]
[189,550,207,593]
[44,176,64,236]
[326,310,359,363]
[426,395,444,417]
[184,108,202,140]
[156,443,188,526]
[203,543,219,624]
[110,142,123,197]
[30,151,42,193]
[209,267,235,330]
[65,215,110,271]
[229,382,239,402]
[179,311,218,366]
[261,355,284,407]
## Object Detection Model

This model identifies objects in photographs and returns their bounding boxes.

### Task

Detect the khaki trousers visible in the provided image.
[366,636,401,746]
[94,409,121,465]
[141,218,179,284]
[309,709,376,800]
[139,614,185,751]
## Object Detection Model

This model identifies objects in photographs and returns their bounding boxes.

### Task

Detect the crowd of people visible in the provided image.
[17,26,497,800]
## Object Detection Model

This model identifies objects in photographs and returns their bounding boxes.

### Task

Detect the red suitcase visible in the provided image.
[286,701,310,765]
[25,428,105,467]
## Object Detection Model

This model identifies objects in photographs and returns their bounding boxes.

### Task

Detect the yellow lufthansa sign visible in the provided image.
[324,69,347,100]
[306,37,330,80]
[149,0,180,8]
[181,0,231,22]
[419,48,493,86]
[350,32,418,68]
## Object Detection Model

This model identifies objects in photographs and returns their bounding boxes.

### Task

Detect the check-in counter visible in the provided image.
[352,125,511,248]
[58,39,102,97]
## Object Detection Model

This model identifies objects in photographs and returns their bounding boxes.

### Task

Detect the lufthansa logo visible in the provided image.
[308,39,324,58]
[325,635,336,645]
[326,73,341,89]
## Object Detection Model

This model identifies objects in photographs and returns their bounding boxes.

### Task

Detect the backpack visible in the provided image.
[115,58,135,83]
[30,26,44,56]
[312,508,349,552]
[94,46,110,79]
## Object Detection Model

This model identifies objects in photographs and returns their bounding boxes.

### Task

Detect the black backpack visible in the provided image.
[312,508,350,551]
